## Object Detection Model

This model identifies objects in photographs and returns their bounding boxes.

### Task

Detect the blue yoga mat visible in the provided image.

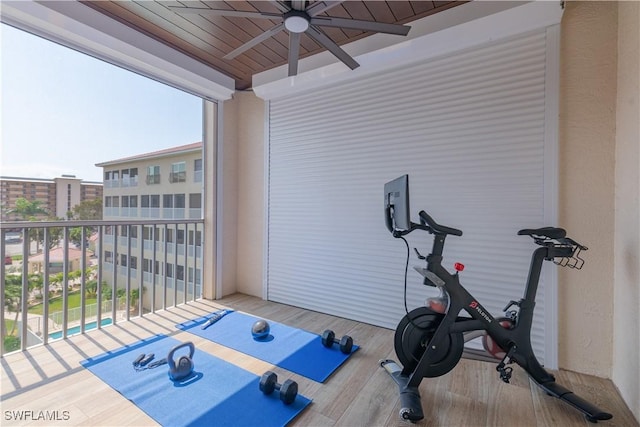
[176,311,359,383]
[81,335,311,427]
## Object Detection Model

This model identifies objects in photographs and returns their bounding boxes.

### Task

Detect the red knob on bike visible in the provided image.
[454,262,465,272]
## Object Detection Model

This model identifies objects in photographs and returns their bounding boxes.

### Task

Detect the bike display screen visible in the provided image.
[384,174,411,233]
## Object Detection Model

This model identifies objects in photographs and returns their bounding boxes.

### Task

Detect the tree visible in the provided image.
[4,198,49,221]
[29,274,44,300]
[4,197,61,253]
[3,274,33,336]
[68,199,102,248]
[4,275,22,336]
[69,198,103,220]
[69,226,93,248]
[86,279,98,298]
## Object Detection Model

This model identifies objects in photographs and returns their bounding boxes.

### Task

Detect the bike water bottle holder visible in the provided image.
[533,236,588,270]
[552,238,587,269]
[553,244,586,269]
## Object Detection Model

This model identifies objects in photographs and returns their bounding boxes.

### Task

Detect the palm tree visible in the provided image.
[4,274,29,336]
[4,197,58,254]
[29,274,44,300]
[4,197,49,220]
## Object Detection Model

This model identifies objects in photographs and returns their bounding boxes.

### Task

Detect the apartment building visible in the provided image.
[0,175,103,222]
[95,142,204,309]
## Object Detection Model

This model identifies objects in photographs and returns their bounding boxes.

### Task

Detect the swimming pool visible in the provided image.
[49,318,113,340]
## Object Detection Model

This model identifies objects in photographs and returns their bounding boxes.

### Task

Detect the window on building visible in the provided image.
[166,263,174,278]
[143,226,152,240]
[188,267,202,285]
[170,162,186,183]
[141,195,149,208]
[189,193,202,209]
[163,194,173,208]
[177,229,185,245]
[122,168,138,186]
[67,183,72,213]
[143,258,153,273]
[194,159,202,183]
[146,165,160,184]
[150,194,160,208]
[105,250,113,263]
[188,229,202,246]
[175,194,185,209]
[104,170,120,186]
[177,265,184,281]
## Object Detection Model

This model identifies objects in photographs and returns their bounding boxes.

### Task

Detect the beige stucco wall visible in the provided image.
[234,91,266,297]
[218,97,239,297]
[221,92,265,298]
[558,0,617,378]
[613,1,640,420]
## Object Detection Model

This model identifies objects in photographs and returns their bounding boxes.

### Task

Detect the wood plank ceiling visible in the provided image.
[81,1,465,90]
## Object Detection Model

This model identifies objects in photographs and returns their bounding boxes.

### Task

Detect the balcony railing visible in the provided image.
[0,218,204,357]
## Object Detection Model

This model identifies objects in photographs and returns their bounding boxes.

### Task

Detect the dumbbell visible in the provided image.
[259,371,298,405]
[321,329,353,354]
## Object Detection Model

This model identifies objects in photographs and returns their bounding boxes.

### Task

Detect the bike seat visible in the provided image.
[518,227,566,240]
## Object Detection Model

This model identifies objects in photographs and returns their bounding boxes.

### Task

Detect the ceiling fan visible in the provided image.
[169,1,411,76]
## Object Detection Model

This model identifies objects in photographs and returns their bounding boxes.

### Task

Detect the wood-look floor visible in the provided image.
[1,294,637,427]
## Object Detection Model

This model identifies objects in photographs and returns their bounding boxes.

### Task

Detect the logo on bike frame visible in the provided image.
[469,301,492,323]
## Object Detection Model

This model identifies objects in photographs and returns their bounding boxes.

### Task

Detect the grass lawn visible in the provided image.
[28,291,97,315]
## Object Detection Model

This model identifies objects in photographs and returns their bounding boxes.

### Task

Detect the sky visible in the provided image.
[0,23,203,183]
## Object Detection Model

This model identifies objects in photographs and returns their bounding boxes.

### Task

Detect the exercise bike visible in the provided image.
[380,175,612,423]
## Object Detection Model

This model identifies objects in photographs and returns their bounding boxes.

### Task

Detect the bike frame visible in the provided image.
[382,215,612,423]
[406,232,567,387]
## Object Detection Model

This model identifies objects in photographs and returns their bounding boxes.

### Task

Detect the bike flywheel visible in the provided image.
[394,307,464,378]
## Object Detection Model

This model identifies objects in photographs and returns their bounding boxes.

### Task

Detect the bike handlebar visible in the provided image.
[418,210,463,236]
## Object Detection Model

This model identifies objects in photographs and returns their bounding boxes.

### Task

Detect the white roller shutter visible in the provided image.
[267,29,558,362]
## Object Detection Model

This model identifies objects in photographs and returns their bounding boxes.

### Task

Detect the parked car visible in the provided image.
[4,255,12,265]
[4,232,22,244]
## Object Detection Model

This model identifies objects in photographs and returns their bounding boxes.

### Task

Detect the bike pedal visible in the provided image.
[498,366,513,383]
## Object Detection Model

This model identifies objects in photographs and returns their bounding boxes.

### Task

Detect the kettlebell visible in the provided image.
[167,341,195,381]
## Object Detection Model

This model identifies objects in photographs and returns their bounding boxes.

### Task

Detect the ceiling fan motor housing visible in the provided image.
[284,10,310,33]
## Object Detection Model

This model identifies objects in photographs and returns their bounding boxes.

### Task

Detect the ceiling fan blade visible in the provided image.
[272,1,292,13]
[290,0,307,11]
[224,23,285,60]
[306,26,359,70]
[169,6,282,20]
[306,1,344,17]
[288,32,302,76]
[310,16,411,36]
